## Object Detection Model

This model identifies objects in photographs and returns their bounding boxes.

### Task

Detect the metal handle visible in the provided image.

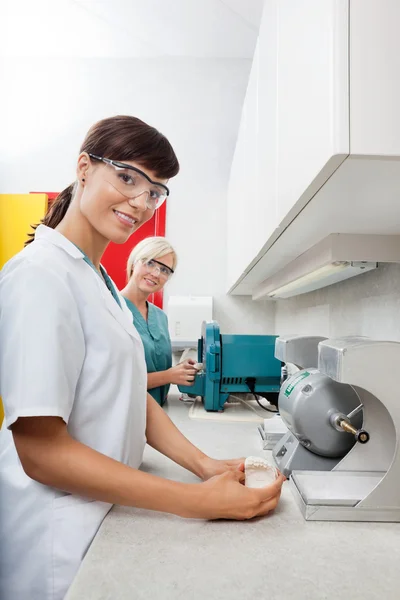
[346,403,363,420]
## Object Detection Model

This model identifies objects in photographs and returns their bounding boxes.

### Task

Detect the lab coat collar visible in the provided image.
[35,225,140,342]
[97,276,140,341]
[35,225,84,259]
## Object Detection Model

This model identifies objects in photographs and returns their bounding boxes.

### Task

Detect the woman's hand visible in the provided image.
[197,456,245,480]
[185,470,285,520]
[168,359,198,386]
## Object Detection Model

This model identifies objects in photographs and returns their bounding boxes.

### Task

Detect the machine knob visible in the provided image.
[355,429,370,444]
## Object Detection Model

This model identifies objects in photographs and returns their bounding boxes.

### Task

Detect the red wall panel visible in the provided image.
[102,201,167,307]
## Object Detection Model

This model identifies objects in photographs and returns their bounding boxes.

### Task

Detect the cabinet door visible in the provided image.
[350,0,400,156]
[227,1,281,292]
[257,0,280,251]
[276,0,349,224]
[227,43,260,290]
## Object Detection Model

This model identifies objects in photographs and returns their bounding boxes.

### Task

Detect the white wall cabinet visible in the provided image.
[227,0,280,291]
[275,0,349,223]
[227,44,260,288]
[227,0,400,297]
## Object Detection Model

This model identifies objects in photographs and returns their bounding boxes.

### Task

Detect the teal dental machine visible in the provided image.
[178,321,282,411]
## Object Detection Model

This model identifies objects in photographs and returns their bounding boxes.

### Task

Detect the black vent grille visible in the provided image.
[222,377,244,385]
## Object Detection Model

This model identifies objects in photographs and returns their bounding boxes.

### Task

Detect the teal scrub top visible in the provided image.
[124,298,172,406]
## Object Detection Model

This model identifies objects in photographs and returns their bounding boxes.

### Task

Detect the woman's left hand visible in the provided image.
[198,456,245,481]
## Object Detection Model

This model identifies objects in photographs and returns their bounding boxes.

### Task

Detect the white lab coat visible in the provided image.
[0,225,148,600]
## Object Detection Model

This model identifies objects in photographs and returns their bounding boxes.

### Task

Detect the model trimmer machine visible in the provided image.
[178,321,282,411]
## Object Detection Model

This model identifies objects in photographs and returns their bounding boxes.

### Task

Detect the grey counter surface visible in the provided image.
[66,396,400,600]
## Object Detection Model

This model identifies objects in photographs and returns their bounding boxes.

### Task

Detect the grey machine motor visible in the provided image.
[273,367,369,478]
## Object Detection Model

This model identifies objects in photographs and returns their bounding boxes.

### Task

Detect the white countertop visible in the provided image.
[66,396,400,600]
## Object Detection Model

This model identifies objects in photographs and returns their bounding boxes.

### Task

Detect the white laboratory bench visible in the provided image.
[66,395,400,600]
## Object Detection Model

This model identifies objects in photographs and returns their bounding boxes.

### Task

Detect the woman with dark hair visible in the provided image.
[0,116,284,600]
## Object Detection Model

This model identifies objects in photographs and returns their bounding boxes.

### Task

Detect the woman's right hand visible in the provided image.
[187,470,285,521]
[168,359,198,386]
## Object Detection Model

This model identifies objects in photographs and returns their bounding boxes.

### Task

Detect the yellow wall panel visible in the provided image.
[0,194,48,426]
[0,194,48,269]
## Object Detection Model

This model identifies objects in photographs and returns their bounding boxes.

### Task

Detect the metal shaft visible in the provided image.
[329,411,370,444]
[339,420,358,435]
[338,419,370,443]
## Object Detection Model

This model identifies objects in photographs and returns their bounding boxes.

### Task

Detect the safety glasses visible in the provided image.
[89,154,170,210]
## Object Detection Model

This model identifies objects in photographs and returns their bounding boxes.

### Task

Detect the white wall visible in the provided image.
[275,263,400,341]
[0,55,276,334]
[0,57,247,191]
[213,295,275,334]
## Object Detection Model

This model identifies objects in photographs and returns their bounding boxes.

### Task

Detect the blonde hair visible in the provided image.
[127,237,178,279]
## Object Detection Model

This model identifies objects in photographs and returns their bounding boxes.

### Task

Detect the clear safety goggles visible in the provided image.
[89,154,169,210]
[143,258,174,280]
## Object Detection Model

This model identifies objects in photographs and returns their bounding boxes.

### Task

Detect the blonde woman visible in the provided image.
[121,237,197,406]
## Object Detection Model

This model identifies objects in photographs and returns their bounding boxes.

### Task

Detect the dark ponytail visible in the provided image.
[25,115,179,245]
[25,183,76,245]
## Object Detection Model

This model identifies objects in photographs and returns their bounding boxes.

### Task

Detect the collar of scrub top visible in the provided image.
[146,302,163,341]
[34,225,139,340]
[125,298,162,341]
